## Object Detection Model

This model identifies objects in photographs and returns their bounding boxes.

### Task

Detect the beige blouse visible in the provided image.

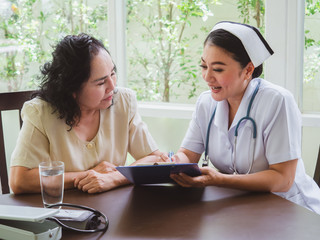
[10,87,158,171]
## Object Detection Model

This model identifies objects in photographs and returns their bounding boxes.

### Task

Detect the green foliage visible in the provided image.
[1,0,319,99]
[127,0,218,102]
[0,0,108,92]
[237,0,264,29]
[306,0,320,15]
[304,45,320,84]
[304,0,320,84]
[305,0,320,50]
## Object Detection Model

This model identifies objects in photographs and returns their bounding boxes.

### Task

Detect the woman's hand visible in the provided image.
[74,170,129,193]
[170,167,222,187]
[73,161,121,193]
[133,150,172,165]
[91,161,117,173]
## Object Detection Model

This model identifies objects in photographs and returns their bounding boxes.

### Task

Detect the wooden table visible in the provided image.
[1,185,320,239]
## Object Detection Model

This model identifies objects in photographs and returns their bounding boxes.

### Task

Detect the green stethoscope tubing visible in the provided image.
[202,80,261,174]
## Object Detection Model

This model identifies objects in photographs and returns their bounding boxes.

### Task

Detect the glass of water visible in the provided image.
[39,161,64,208]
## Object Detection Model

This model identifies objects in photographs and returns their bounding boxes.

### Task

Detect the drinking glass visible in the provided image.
[39,161,64,208]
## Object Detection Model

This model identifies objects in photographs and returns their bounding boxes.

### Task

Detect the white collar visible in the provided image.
[213,79,261,132]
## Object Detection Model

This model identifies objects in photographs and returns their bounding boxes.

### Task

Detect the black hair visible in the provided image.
[204,29,263,78]
[34,33,115,129]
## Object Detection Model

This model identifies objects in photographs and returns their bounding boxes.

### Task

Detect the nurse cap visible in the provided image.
[211,21,274,67]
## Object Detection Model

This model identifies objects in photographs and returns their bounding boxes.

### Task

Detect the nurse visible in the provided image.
[170,21,320,214]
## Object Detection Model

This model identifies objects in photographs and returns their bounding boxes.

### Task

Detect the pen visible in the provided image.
[168,151,174,162]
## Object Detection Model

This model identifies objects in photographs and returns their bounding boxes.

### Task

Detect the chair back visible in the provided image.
[0,90,35,194]
[314,146,320,187]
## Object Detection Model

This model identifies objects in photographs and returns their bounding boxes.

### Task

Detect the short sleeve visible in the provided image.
[262,90,301,164]
[10,100,50,168]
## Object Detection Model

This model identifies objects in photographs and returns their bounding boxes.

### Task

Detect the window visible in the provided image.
[125,0,265,104]
[265,0,319,176]
[0,0,108,92]
[126,0,215,103]
[302,0,320,176]
[304,0,320,113]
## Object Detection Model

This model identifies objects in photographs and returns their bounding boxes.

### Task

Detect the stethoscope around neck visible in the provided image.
[202,80,261,174]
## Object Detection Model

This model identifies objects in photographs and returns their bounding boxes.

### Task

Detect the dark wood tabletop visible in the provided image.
[1,184,320,240]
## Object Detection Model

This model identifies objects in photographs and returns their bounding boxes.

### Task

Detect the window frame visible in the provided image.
[265,0,319,128]
[107,0,127,87]
[108,0,320,127]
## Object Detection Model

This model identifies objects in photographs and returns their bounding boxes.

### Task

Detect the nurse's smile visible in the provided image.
[210,86,222,93]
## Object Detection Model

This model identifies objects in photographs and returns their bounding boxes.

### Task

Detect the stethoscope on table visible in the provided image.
[202,80,261,175]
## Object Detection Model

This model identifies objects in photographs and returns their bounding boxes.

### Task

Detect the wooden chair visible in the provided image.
[314,145,320,187]
[0,90,35,194]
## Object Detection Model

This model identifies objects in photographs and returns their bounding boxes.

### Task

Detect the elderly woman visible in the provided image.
[10,33,164,194]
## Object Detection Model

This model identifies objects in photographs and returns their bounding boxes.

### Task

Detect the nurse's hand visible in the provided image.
[170,167,222,187]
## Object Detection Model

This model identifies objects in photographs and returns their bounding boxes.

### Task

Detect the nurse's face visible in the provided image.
[75,48,116,111]
[200,44,253,106]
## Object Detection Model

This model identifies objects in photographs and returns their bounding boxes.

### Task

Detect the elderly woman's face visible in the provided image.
[200,44,254,106]
[75,49,116,111]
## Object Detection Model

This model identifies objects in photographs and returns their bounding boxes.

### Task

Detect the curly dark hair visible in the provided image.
[204,29,263,79]
[34,33,114,129]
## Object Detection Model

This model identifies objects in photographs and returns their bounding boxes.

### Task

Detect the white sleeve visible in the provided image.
[263,90,301,164]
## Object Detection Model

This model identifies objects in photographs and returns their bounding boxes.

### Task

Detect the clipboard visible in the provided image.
[116,163,201,185]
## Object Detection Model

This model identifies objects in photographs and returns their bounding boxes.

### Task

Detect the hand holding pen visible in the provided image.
[158,151,175,162]
[168,151,174,162]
